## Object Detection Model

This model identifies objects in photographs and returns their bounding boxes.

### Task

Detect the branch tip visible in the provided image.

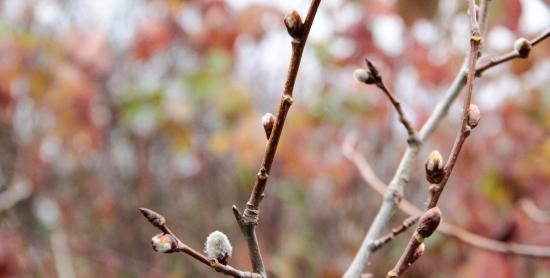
[284,10,304,41]
[139,207,166,229]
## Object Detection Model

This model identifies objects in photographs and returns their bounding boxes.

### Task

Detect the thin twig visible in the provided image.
[476,28,550,77]
[139,208,261,278]
[370,215,419,252]
[342,135,550,258]
[355,59,418,144]
[233,1,321,277]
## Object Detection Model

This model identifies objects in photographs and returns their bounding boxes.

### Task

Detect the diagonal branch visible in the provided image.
[354,59,418,144]
[342,135,550,259]
[232,1,321,277]
[343,3,550,277]
[387,3,482,275]
[370,215,419,252]
[138,208,261,278]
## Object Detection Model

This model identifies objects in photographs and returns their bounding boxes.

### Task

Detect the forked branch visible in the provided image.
[232,1,321,276]
[343,134,550,259]
[138,208,261,278]
[386,1,482,275]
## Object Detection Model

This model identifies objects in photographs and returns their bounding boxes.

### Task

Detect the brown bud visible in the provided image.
[152,233,178,253]
[425,151,445,184]
[284,10,303,40]
[410,243,425,264]
[417,207,442,238]
[139,208,166,229]
[467,104,481,128]
[261,113,276,140]
[513,38,531,58]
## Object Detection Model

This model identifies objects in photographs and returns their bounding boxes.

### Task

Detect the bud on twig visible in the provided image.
[410,243,425,264]
[152,233,178,253]
[353,69,375,84]
[513,38,531,58]
[467,104,481,129]
[205,231,233,265]
[262,113,276,140]
[284,10,303,41]
[425,151,445,184]
[354,59,383,85]
[417,207,442,239]
[139,208,166,229]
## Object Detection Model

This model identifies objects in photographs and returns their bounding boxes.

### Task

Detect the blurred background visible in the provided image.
[1,0,550,277]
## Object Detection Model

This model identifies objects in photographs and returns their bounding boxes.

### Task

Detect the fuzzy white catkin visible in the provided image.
[204,231,233,259]
[353,69,370,83]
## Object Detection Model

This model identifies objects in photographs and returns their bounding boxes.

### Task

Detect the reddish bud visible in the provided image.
[417,207,442,238]
[139,208,166,229]
[284,10,303,40]
[261,113,276,140]
[467,104,481,129]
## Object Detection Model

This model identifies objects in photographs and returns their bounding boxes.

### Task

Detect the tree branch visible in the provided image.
[370,215,419,252]
[354,59,419,145]
[476,28,550,77]
[387,2,482,275]
[342,135,550,259]
[232,1,321,276]
[343,3,550,277]
[138,208,261,278]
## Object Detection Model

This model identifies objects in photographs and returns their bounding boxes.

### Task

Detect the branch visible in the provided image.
[138,208,262,278]
[343,135,550,259]
[232,1,321,276]
[354,59,419,144]
[343,2,550,276]
[387,2,482,275]
[370,215,419,252]
[476,28,550,77]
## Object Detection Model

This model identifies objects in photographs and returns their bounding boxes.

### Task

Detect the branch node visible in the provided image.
[283,94,294,105]
[257,167,268,180]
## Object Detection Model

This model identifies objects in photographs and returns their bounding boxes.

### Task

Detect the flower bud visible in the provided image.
[284,10,303,40]
[152,233,178,253]
[425,151,445,184]
[353,69,375,84]
[139,208,166,229]
[467,104,481,129]
[261,113,276,140]
[410,243,425,264]
[513,38,531,58]
[204,231,233,265]
[417,207,441,238]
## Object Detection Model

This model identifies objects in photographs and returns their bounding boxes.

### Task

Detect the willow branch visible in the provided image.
[139,208,261,278]
[476,28,550,77]
[387,3,482,276]
[370,215,419,252]
[232,1,321,276]
[354,59,419,144]
[342,135,550,259]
